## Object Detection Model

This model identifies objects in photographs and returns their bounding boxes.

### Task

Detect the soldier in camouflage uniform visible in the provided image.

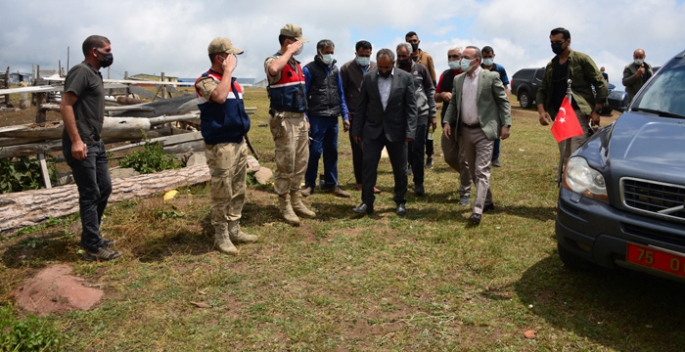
[264,24,316,225]
[195,37,257,254]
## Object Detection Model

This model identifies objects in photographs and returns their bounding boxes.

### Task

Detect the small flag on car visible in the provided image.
[551,97,584,143]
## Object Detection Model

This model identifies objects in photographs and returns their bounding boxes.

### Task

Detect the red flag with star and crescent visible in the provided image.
[551,97,584,143]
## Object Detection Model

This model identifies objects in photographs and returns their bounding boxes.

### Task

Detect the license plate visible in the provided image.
[626,242,685,278]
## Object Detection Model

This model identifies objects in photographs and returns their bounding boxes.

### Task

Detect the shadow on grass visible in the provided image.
[515,255,685,351]
[1,234,80,268]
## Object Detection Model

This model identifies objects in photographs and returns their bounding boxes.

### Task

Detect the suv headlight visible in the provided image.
[563,157,608,202]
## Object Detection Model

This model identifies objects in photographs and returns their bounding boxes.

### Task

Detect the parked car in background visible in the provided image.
[607,66,661,113]
[511,67,544,109]
[555,50,685,282]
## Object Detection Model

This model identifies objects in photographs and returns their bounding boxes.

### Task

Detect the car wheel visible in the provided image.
[518,91,531,109]
[557,243,595,271]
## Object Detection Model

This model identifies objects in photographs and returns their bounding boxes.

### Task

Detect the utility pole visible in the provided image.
[66,46,70,72]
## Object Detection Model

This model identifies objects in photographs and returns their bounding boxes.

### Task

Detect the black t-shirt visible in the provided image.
[550,60,578,118]
[62,62,105,144]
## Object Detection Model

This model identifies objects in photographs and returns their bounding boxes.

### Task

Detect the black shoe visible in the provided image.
[83,246,122,262]
[414,184,425,196]
[469,213,482,225]
[426,158,434,169]
[483,203,495,213]
[353,203,374,215]
[396,203,407,216]
[492,159,501,167]
[102,238,116,248]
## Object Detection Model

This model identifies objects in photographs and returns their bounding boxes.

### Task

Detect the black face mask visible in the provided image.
[379,70,391,78]
[551,42,565,55]
[97,50,114,68]
[411,43,419,52]
[398,59,411,68]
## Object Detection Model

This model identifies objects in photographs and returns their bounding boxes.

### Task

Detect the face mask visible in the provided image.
[448,60,461,71]
[551,42,565,55]
[294,45,303,56]
[634,59,644,66]
[97,50,114,68]
[356,56,370,67]
[320,54,334,65]
[460,58,472,72]
[411,43,419,52]
[398,58,411,67]
[379,70,391,78]
[483,58,494,66]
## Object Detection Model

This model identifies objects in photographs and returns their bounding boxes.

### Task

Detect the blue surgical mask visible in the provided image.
[356,56,370,67]
[321,54,334,65]
[483,58,494,66]
[448,60,461,71]
[460,58,473,72]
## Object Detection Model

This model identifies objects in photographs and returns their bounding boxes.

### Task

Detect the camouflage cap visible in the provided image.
[207,37,244,55]
[280,23,308,43]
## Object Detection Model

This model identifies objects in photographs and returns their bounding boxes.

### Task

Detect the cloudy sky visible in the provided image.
[2,0,684,88]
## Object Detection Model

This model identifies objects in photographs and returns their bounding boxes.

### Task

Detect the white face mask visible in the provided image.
[356,56,370,67]
[320,53,334,65]
[448,60,461,71]
[483,58,494,66]
[634,59,644,66]
[294,45,303,56]
[460,58,473,72]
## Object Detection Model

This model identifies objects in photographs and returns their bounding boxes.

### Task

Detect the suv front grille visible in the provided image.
[621,177,685,223]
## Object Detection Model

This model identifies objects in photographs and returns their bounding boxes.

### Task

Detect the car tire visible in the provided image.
[557,243,595,271]
[518,91,532,109]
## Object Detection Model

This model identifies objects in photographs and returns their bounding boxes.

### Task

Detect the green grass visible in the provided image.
[2,90,685,351]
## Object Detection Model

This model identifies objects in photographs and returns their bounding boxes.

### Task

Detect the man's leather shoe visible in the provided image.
[469,213,482,225]
[414,184,425,196]
[396,203,407,216]
[459,196,470,207]
[483,203,495,213]
[492,159,501,167]
[353,203,373,215]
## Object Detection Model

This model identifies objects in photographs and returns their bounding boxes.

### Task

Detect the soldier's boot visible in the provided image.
[278,194,301,226]
[290,190,316,219]
[228,221,258,243]
[213,222,238,255]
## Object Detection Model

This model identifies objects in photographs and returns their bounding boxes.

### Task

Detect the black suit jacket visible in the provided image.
[351,68,418,143]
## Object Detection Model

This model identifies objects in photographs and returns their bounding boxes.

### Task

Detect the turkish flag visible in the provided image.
[551,97,584,143]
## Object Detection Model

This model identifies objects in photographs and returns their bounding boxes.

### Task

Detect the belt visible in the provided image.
[462,122,481,129]
[270,109,305,118]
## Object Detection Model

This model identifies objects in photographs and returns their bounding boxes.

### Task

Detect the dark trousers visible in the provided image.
[350,132,364,185]
[408,124,427,186]
[63,139,111,252]
[492,138,501,161]
[362,133,407,206]
[304,116,339,188]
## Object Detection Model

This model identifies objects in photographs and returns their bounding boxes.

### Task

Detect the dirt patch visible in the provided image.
[14,264,104,316]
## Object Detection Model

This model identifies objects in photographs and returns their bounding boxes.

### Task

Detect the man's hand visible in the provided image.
[353,135,360,144]
[306,121,311,131]
[590,111,601,125]
[286,41,303,56]
[222,54,237,74]
[539,111,552,126]
[71,140,87,161]
[429,116,437,131]
[442,92,452,101]
[443,123,451,139]
[636,64,645,77]
[343,119,350,132]
[500,126,511,140]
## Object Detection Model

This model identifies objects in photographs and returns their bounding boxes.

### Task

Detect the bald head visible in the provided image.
[633,49,646,60]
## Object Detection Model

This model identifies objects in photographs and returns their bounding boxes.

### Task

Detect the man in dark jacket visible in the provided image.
[340,40,380,194]
[302,39,350,198]
[622,49,653,104]
[396,42,436,195]
[196,37,257,255]
[351,49,418,217]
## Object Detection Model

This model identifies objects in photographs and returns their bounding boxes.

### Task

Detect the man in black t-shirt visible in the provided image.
[60,35,121,262]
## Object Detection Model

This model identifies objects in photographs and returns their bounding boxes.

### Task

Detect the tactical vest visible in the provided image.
[268,53,307,112]
[195,70,250,145]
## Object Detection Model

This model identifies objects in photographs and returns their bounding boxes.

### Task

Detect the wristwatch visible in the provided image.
[594,107,602,114]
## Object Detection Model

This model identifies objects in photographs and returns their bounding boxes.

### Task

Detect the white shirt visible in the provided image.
[461,66,481,125]
[377,68,394,110]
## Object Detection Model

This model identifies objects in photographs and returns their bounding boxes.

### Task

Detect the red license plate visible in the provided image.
[626,243,685,278]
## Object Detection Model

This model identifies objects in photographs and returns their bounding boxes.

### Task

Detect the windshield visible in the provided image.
[634,58,685,118]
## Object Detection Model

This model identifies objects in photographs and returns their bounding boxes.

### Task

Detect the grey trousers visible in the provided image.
[461,127,494,215]
[441,131,472,197]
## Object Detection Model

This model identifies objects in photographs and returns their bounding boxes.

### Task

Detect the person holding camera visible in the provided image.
[622,49,654,105]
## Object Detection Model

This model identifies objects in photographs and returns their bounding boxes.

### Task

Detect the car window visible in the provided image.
[535,69,544,81]
[634,59,685,117]
[514,70,533,80]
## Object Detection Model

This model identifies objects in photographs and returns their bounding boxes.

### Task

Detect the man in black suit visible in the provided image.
[351,48,418,216]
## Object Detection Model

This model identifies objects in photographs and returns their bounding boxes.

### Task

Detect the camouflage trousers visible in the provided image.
[269,112,309,195]
[205,141,248,224]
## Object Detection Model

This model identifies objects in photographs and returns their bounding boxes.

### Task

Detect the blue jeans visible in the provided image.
[63,139,112,252]
[304,116,339,188]
[492,138,501,161]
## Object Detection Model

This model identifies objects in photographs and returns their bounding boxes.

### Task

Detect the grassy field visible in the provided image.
[2,88,685,351]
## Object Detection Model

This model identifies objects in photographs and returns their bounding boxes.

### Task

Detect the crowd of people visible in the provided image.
[59,25,651,259]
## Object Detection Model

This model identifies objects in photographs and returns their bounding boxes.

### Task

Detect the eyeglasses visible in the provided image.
[448,55,460,59]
